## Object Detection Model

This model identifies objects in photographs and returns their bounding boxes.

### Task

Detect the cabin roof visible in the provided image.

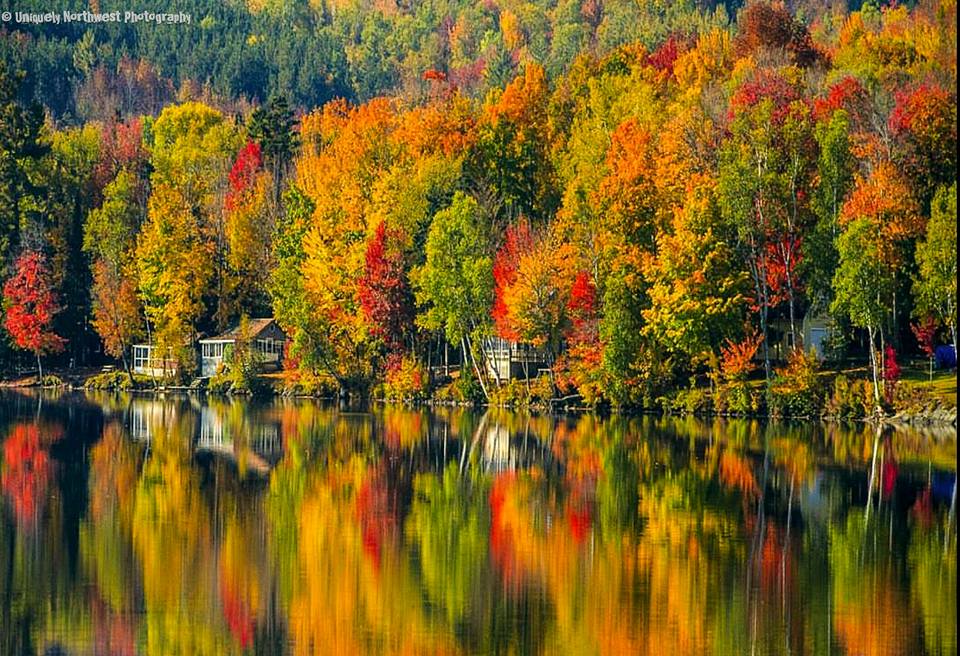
[198,318,283,343]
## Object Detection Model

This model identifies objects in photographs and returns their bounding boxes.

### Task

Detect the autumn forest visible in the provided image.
[0,0,956,416]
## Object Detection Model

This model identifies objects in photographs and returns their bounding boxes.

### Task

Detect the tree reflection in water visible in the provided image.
[0,391,955,655]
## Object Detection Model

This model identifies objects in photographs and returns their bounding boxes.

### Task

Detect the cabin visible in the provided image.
[483,337,551,381]
[198,318,286,378]
[131,344,182,378]
[770,312,837,361]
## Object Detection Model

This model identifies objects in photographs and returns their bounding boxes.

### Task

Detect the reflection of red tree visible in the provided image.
[911,487,933,528]
[354,466,398,572]
[881,437,898,499]
[90,594,137,656]
[565,475,594,546]
[489,472,523,590]
[2,424,54,524]
[567,506,591,545]
[220,575,255,649]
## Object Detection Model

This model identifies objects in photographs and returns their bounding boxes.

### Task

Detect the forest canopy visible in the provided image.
[0,0,956,411]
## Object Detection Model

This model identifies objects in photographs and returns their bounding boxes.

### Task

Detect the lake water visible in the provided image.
[0,390,955,655]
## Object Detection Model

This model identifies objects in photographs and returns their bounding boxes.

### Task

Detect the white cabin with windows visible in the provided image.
[482,337,550,381]
[131,344,181,378]
[197,318,286,377]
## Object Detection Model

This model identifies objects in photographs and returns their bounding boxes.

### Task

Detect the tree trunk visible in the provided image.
[36,352,43,386]
[463,337,488,400]
[787,271,798,352]
[865,424,881,521]
[867,324,881,413]
[951,322,958,372]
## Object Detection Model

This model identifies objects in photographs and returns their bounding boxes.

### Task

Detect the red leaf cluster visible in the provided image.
[565,270,598,346]
[729,69,803,124]
[765,235,804,306]
[358,222,413,352]
[813,76,869,126]
[226,141,263,212]
[492,221,535,342]
[96,117,148,188]
[883,344,901,383]
[911,317,937,358]
[734,1,822,67]
[647,34,693,78]
[2,252,67,356]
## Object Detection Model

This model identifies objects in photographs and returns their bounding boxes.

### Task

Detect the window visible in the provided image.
[134,346,149,370]
[203,342,228,358]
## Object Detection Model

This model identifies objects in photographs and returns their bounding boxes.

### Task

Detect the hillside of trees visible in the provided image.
[0,0,956,412]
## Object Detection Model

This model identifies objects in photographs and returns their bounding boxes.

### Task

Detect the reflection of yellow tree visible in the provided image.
[831,513,925,656]
[286,457,459,655]
[219,513,262,650]
[82,421,143,630]
[484,463,751,655]
[909,514,956,655]
[376,406,429,450]
[132,413,238,655]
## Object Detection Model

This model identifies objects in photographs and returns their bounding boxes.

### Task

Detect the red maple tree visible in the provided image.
[492,221,535,342]
[2,251,67,381]
[225,141,263,212]
[358,222,413,353]
[911,316,938,380]
[565,270,598,346]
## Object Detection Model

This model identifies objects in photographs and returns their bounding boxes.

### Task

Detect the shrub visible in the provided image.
[433,370,484,404]
[824,374,876,419]
[769,349,823,417]
[490,379,527,406]
[658,379,711,415]
[84,370,135,390]
[714,382,754,415]
[282,369,338,397]
[890,381,948,416]
[207,371,233,394]
[380,354,428,401]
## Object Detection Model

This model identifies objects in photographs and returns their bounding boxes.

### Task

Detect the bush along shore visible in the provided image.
[50,353,956,426]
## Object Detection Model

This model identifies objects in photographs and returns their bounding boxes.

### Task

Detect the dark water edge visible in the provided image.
[0,389,956,656]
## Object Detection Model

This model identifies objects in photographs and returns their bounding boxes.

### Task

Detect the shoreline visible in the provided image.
[5,376,956,428]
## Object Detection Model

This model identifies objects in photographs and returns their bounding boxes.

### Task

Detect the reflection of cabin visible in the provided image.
[198,318,286,378]
[197,406,283,473]
[197,406,282,455]
[131,344,181,378]
[483,337,550,381]
[128,400,177,441]
[770,313,837,360]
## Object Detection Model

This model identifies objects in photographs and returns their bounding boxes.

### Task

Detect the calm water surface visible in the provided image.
[0,390,955,655]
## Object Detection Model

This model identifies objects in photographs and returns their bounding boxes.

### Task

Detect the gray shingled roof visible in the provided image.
[199,318,281,343]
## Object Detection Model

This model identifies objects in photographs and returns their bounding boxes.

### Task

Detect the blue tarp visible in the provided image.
[935,344,956,368]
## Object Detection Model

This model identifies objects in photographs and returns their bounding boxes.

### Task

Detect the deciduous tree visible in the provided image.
[2,251,66,381]
[913,183,957,359]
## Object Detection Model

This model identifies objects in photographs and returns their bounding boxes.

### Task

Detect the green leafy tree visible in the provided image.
[248,95,300,203]
[831,218,894,410]
[414,192,494,393]
[914,184,957,358]
[84,170,145,376]
[0,62,48,275]
[808,109,856,307]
